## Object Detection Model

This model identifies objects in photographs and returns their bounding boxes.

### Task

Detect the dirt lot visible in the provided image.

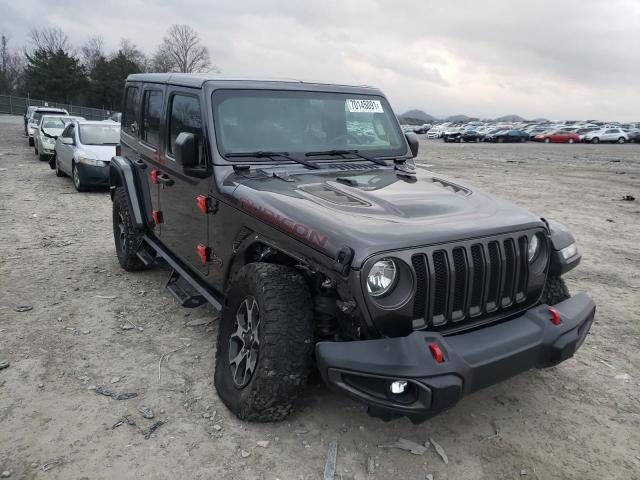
[0,113,639,480]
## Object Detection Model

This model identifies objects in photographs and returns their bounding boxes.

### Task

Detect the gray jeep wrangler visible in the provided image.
[110,74,595,423]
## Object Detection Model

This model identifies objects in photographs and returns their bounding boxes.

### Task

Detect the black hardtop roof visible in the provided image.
[126,73,382,94]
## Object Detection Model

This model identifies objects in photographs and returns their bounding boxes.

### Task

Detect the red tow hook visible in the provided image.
[548,307,562,326]
[151,169,159,184]
[197,243,210,266]
[429,342,444,364]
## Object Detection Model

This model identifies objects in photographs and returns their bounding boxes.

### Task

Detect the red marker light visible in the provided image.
[429,343,444,364]
[548,307,562,326]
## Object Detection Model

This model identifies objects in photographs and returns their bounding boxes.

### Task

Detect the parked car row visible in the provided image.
[23,106,121,191]
[405,119,640,145]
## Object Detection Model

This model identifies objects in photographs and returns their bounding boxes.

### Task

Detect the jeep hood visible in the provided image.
[228,165,544,266]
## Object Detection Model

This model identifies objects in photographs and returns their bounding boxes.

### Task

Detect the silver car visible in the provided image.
[583,128,629,144]
[33,115,85,161]
[27,107,68,146]
[53,121,120,191]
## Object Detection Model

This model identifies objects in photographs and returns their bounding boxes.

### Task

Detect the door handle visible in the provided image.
[131,156,147,169]
[157,173,174,186]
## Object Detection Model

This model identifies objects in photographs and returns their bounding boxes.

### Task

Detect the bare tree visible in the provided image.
[81,35,105,71]
[119,38,148,71]
[0,34,24,94]
[29,27,71,53]
[153,24,216,73]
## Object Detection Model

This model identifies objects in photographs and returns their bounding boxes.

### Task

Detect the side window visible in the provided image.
[123,86,139,136]
[141,90,163,147]
[61,125,71,137]
[67,125,75,140]
[168,94,205,165]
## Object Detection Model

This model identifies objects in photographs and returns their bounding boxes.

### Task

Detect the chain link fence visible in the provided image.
[0,94,117,121]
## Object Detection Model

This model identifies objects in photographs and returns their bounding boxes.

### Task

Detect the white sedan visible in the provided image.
[33,115,85,161]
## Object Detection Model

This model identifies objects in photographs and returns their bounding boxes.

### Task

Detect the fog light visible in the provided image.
[390,380,408,394]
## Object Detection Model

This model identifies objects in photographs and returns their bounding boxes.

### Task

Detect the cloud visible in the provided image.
[2,0,639,120]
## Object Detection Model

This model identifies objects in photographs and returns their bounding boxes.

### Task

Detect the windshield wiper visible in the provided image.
[225,151,320,169]
[304,149,388,167]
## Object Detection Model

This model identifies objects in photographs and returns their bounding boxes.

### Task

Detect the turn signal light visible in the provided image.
[429,342,444,364]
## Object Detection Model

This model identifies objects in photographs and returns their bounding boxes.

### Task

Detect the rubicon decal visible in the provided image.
[238,198,328,249]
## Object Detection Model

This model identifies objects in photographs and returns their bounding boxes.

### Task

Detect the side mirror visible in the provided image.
[405,132,419,158]
[175,132,198,168]
[61,137,74,145]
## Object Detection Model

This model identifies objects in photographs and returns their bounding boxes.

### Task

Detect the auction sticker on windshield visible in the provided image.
[346,99,384,113]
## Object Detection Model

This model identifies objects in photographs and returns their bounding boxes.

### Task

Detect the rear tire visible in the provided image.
[214,263,314,422]
[544,138,550,143]
[568,139,574,144]
[541,276,570,305]
[591,137,599,144]
[617,137,625,144]
[28,137,34,146]
[54,155,65,177]
[112,187,148,271]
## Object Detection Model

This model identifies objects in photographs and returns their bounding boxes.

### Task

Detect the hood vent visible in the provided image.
[299,183,370,206]
[430,177,471,196]
[326,163,376,171]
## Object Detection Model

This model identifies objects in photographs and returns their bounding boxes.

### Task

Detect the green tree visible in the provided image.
[87,48,142,110]
[24,48,87,103]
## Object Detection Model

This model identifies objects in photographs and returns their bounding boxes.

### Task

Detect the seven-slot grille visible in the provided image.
[411,234,532,327]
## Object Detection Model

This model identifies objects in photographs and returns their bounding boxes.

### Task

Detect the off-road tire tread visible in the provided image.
[541,275,570,305]
[215,263,314,422]
[112,187,147,271]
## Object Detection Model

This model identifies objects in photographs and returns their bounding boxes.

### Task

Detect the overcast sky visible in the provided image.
[2,0,639,121]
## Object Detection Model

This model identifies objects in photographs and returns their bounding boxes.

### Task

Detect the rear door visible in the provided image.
[156,88,212,276]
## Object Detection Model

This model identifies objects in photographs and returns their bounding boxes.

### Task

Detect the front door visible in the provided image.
[155,89,212,276]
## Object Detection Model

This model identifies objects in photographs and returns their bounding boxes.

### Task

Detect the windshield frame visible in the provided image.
[78,124,121,146]
[210,88,408,163]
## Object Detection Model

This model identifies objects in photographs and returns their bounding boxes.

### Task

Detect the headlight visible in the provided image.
[78,156,107,167]
[559,243,578,260]
[527,234,540,262]
[366,259,397,297]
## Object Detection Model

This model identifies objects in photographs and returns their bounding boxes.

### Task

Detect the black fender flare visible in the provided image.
[109,156,151,229]
[545,219,581,276]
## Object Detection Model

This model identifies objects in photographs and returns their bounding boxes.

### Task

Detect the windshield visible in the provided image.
[212,90,405,159]
[79,124,121,145]
[42,118,67,130]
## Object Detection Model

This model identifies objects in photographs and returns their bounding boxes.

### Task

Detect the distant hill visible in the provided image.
[445,114,480,122]
[494,114,525,123]
[398,109,439,125]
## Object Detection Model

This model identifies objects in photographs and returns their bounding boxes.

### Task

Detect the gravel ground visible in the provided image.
[0,113,639,480]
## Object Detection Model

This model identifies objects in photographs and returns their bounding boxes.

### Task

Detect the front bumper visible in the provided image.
[77,162,110,186]
[316,293,595,422]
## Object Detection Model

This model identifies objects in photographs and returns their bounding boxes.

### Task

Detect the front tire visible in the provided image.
[28,137,34,146]
[541,276,570,305]
[591,137,600,144]
[112,187,147,271]
[617,137,625,144]
[568,138,574,144]
[72,163,87,192]
[215,263,314,422]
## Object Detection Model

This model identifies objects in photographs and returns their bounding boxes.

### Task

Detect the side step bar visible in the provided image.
[166,269,207,308]
[142,234,223,311]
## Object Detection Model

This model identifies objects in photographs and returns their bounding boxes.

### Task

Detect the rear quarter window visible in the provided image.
[123,86,140,137]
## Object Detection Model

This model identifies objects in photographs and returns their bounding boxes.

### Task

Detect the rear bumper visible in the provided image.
[316,293,595,422]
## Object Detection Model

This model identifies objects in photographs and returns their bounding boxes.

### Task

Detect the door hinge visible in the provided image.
[197,243,211,265]
[196,195,218,214]
[152,210,163,224]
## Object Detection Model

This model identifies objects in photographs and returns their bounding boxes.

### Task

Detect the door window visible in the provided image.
[168,94,205,165]
[141,90,163,148]
[123,86,139,136]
